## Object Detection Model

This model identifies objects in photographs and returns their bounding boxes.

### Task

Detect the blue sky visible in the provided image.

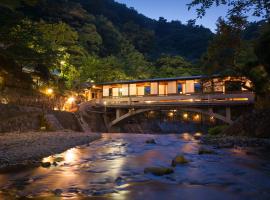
[115,0,258,31]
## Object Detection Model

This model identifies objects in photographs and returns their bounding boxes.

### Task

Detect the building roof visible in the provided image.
[97,75,216,85]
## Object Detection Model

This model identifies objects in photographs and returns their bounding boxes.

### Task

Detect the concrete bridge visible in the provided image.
[80,75,255,130]
[87,92,255,130]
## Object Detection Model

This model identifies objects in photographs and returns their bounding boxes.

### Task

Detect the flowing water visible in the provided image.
[0,133,270,200]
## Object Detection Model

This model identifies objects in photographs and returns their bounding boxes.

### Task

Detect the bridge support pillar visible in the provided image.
[226,107,231,122]
[116,108,126,119]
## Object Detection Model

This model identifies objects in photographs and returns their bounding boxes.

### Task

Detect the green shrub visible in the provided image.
[208,125,228,136]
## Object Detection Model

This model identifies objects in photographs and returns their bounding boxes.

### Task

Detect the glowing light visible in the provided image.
[210,116,215,122]
[194,132,202,137]
[67,97,75,104]
[168,112,174,117]
[149,111,155,115]
[60,60,66,65]
[183,113,188,119]
[92,85,96,89]
[90,80,95,83]
[181,133,193,140]
[64,149,76,163]
[104,101,107,105]
[194,114,200,121]
[145,101,153,104]
[46,88,53,95]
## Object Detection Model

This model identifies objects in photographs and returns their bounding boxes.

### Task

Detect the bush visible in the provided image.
[208,125,229,136]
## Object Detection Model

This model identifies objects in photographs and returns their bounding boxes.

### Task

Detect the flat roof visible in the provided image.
[97,75,217,85]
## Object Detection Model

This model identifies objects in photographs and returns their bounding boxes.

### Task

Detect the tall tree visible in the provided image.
[188,0,270,19]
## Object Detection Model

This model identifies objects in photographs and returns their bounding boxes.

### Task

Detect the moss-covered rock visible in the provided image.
[144,167,174,176]
[171,155,189,167]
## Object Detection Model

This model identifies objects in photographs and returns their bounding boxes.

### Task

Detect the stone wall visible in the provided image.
[51,111,83,132]
[0,104,84,133]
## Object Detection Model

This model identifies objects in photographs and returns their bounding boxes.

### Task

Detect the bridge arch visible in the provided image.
[108,107,233,129]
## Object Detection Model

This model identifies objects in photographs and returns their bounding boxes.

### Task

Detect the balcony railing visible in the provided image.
[92,92,255,107]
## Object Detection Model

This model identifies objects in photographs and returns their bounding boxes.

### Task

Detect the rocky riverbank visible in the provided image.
[201,135,270,150]
[0,131,101,170]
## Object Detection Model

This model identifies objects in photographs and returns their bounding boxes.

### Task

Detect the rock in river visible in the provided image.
[41,162,51,168]
[144,167,174,176]
[145,139,156,144]
[171,155,189,167]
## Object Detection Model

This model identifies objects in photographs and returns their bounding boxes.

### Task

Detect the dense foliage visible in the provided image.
[189,0,270,107]
[0,0,211,91]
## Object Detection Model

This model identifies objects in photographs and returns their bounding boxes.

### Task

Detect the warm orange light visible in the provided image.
[67,97,75,104]
[46,88,53,95]
[194,114,200,121]
[183,113,188,119]
[168,112,174,117]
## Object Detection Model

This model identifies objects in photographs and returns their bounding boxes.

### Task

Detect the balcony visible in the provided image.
[93,92,255,108]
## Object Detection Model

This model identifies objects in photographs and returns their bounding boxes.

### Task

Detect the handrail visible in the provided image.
[92,92,255,107]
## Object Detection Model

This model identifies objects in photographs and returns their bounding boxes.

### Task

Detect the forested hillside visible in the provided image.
[0,0,234,95]
[0,0,215,91]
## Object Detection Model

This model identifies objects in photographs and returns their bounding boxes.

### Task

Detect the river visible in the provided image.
[0,133,270,200]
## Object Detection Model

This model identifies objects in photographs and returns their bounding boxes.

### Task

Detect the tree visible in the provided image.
[0,0,39,10]
[0,19,55,79]
[154,55,199,77]
[188,0,270,102]
[95,15,123,56]
[188,0,270,19]
[79,55,129,83]
[201,15,247,75]
[255,24,270,75]
[79,23,102,54]
[118,39,153,79]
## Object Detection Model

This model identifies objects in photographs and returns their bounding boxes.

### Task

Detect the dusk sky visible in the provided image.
[115,0,258,31]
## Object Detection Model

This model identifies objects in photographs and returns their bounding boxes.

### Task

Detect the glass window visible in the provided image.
[177,83,183,94]
[145,86,151,95]
[194,82,202,93]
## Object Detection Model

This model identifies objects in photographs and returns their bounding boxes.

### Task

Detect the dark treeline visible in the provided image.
[0,0,213,92]
[0,0,268,100]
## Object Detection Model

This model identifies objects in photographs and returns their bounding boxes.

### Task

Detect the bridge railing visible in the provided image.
[92,92,255,107]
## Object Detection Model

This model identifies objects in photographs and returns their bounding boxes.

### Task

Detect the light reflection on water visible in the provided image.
[0,133,270,200]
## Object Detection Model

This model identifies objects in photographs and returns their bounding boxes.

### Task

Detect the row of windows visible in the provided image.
[103,81,243,97]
